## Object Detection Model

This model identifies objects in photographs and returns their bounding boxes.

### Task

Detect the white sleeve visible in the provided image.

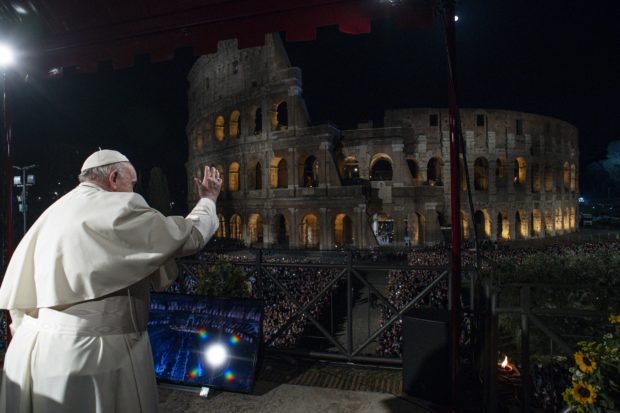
[186,198,219,247]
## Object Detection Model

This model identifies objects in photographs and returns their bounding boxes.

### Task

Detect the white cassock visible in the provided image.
[0,182,219,413]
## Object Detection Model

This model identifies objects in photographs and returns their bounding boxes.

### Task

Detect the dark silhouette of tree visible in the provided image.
[148,167,171,215]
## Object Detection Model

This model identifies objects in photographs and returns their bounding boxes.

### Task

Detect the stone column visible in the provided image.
[289,207,299,248]
[319,207,329,250]
[392,144,405,186]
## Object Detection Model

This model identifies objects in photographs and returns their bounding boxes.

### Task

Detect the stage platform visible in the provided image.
[158,356,438,413]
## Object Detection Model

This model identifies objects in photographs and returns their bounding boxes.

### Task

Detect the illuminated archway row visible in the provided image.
[460,206,577,240]
[213,212,363,249]
[191,102,289,150]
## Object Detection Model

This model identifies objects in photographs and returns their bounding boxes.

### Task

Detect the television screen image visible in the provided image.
[148,293,263,393]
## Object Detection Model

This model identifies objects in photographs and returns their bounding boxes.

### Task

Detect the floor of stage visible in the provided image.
[158,356,438,412]
[158,382,434,413]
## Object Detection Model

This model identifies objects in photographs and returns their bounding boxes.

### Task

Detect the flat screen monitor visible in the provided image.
[148,293,263,393]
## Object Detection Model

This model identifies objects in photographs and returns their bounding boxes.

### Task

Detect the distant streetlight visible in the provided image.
[13,165,37,235]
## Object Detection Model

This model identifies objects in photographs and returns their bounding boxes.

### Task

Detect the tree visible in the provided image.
[147,167,171,215]
[602,140,620,184]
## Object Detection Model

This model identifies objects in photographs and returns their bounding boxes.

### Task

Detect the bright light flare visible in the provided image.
[454,15,459,22]
[205,343,228,368]
[501,355,508,368]
[0,44,15,67]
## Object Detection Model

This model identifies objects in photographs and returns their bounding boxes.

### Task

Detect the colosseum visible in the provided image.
[186,35,579,249]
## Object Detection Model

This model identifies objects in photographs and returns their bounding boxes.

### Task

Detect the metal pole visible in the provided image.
[2,70,14,345]
[440,1,462,406]
[520,286,531,412]
[347,249,353,359]
[22,167,26,235]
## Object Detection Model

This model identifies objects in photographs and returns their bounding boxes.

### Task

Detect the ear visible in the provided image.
[108,170,119,190]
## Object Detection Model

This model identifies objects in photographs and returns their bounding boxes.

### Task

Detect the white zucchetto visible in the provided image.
[81,149,129,172]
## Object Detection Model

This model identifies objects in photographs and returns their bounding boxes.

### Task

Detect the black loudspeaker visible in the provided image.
[402,308,451,404]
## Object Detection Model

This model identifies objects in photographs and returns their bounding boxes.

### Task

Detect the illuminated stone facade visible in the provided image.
[186,35,579,249]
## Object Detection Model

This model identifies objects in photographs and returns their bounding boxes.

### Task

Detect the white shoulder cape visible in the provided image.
[0,183,196,310]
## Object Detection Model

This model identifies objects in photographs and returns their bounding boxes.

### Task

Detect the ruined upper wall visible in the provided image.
[383,108,579,157]
[187,34,301,124]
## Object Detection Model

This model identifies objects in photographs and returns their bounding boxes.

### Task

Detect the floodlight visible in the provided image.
[205,343,228,368]
[13,176,21,186]
[0,44,15,67]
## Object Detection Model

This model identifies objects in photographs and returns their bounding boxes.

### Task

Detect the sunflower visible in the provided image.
[572,381,597,405]
[609,314,620,324]
[575,351,597,374]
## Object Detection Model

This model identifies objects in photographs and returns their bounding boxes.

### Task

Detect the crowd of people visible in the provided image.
[168,253,342,348]
[168,239,620,360]
[376,240,620,357]
[377,247,450,357]
[260,263,341,347]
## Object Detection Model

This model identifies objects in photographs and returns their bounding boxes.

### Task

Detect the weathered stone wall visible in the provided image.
[186,36,579,249]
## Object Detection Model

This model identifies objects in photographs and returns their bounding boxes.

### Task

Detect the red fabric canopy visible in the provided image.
[1,0,433,74]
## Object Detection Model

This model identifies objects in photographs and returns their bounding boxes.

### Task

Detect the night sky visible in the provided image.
[9,0,620,220]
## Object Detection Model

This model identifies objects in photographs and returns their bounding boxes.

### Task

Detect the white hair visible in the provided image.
[78,161,132,184]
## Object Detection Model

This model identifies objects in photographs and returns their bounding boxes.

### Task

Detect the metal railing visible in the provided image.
[483,280,611,412]
[176,249,453,365]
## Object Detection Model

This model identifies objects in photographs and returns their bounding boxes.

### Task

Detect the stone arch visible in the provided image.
[563,161,570,190]
[370,153,393,181]
[246,160,262,190]
[342,156,360,184]
[427,157,443,186]
[229,110,240,138]
[215,115,225,141]
[474,157,489,191]
[248,213,264,245]
[406,158,421,186]
[460,158,468,192]
[371,212,394,245]
[496,157,507,188]
[276,101,288,130]
[570,164,576,192]
[474,209,491,239]
[333,213,353,248]
[516,209,528,239]
[497,211,510,240]
[554,207,563,231]
[228,162,240,192]
[544,209,553,234]
[531,209,542,236]
[301,155,320,187]
[216,214,227,238]
[300,213,320,248]
[544,162,554,192]
[273,214,289,247]
[514,157,527,185]
[270,157,288,188]
[254,107,262,134]
[195,126,204,151]
[461,210,470,239]
[531,161,541,193]
[230,214,243,241]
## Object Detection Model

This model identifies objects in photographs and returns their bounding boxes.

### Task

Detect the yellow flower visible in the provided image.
[609,314,620,324]
[571,381,597,405]
[574,351,597,374]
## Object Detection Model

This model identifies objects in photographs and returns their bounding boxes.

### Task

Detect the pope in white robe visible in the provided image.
[0,150,221,413]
